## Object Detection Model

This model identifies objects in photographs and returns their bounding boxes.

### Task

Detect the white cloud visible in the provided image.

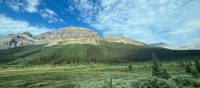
[170,20,200,35]
[40,8,64,23]
[4,0,40,13]
[5,1,25,12]
[0,15,52,35]
[67,0,200,47]
[25,0,40,13]
[2,0,64,23]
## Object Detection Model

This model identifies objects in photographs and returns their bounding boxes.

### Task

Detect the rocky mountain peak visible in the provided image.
[19,32,33,38]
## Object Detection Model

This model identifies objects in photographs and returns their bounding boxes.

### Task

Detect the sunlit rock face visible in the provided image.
[0,33,38,49]
[103,35,145,46]
[0,27,146,49]
[37,27,100,45]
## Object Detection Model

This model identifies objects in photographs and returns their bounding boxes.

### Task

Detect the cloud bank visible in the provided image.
[67,0,200,46]
[2,0,63,23]
[0,15,52,35]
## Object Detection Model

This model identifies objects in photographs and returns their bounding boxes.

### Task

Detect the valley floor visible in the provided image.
[0,62,199,88]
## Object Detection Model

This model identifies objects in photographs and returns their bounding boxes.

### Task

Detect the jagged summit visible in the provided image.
[19,32,33,38]
[0,26,146,49]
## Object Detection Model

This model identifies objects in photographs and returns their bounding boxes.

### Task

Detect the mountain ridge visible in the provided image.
[0,27,200,65]
[0,26,146,49]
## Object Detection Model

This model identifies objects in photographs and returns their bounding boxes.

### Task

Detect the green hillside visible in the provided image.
[0,41,200,65]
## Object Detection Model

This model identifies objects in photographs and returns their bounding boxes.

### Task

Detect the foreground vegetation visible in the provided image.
[1,60,200,88]
[0,43,200,88]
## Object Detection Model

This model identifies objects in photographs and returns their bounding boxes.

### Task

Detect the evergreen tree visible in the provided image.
[152,58,171,79]
[185,64,193,73]
[188,60,192,66]
[161,69,171,79]
[194,60,200,73]
[128,65,132,71]
[152,59,161,77]
[178,59,184,67]
[109,77,113,88]
[105,77,113,88]
[192,69,199,78]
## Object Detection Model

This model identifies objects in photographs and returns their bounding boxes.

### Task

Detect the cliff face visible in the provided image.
[0,27,145,49]
[37,27,100,45]
[103,35,145,46]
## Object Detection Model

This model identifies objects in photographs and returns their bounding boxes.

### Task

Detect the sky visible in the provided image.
[0,0,200,48]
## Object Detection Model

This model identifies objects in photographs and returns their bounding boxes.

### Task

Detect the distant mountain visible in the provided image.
[103,35,145,46]
[0,32,38,49]
[151,42,200,50]
[181,43,200,50]
[0,27,146,49]
[150,42,171,48]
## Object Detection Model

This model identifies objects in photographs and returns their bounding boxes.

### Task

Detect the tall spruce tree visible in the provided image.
[152,54,171,79]
[185,64,193,73]
[152,59,161,77]
[162,69,171,79]
[194,60,200,73]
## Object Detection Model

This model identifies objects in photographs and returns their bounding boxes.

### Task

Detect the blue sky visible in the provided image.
[0,0,200,48]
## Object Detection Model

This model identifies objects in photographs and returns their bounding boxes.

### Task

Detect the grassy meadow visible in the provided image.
[0,61,200,88]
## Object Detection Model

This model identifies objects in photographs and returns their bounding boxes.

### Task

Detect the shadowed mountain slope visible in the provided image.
[0,41,200,65]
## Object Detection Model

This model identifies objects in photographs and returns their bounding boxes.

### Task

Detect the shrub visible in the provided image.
[185,64,193,73]
[133,77,179,88]
[128,65,132,71]
[161,69,171,79]
[152,59,171,79]
[152,59,162,77]
[173,75,200,87]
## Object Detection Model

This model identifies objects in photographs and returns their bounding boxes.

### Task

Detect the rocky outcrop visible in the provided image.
[103,35,145,45]
[0,32,38,49]
[37,27,100,45]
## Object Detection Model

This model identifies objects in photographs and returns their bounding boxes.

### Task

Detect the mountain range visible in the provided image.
[0,27,200,65]
[0,27,145,49]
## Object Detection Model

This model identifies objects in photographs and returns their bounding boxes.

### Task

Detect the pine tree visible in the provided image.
[109,77,113,88]
[105,76,113,88]
[192,69,199,78]
[161,69,171,79]
[178,59,184,67]
[185,64,192,73]
[152,57,171,79]
[194,60,200,73]
[188,60,192,66]
[128,65,132,71]
[152,59,161,77]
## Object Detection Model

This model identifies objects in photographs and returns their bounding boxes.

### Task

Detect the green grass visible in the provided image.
[0,42,200,88]
[0,62,198,88]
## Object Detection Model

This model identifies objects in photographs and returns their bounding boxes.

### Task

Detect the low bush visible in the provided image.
[173,75,200,87]
[133,77,179,88]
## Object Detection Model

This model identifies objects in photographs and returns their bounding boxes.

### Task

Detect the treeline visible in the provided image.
[0,45,43,64]
[142,58,200,88]
[0,43,200,65]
